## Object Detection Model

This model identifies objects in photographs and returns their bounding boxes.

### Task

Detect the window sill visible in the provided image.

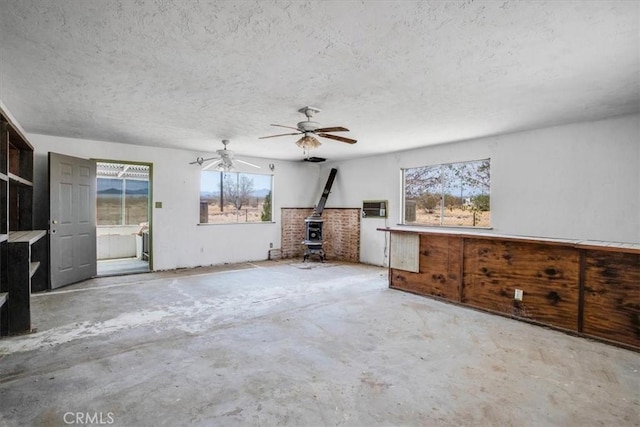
[197,222,276,226]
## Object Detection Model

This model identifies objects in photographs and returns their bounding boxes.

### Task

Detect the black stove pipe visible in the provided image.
[314,168,337,216]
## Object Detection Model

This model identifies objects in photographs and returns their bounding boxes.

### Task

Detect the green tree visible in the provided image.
[261,190,272,221]
[472,194,490,212]
[417,192,440,213]
[444,193,462,209]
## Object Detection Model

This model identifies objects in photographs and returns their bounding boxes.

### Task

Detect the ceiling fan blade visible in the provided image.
[202,159,223,170]
[314,126,350,133]
[317,133,357,144]
[236,159,261,169]
[270,124,301,131]
[259,132,302,139]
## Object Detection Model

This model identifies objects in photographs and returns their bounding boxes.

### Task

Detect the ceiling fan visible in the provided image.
[259,107,357,152]
[190,139,260,171]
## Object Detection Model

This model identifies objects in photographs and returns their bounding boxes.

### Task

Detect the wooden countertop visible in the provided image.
[377,226,640,254]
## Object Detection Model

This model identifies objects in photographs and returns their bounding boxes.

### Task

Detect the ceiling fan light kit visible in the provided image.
[204,157,235,172]
[296,134,322,158]
[259,106,357,156]
[296,134,322,149]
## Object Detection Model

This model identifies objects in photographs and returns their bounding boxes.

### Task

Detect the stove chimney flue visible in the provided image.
[303,168,337,262]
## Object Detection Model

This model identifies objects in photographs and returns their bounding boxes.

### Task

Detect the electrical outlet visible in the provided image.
[514,289,523,301]
[269,242,273,248]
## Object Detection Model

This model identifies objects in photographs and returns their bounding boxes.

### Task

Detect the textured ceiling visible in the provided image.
[0,0,638,161]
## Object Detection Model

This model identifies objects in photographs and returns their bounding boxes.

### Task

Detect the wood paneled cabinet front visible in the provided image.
[384,228,640,350]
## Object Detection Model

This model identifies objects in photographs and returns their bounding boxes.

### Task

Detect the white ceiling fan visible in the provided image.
[259,107,357,148]
[190,139,260,171]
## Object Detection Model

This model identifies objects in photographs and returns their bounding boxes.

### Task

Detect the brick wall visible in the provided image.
[281,208,360,262]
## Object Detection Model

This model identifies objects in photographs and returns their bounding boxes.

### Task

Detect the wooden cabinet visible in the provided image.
[380,227,640,351]
[0,105,48,336]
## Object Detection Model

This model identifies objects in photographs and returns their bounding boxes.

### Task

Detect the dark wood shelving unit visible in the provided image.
[0,106,48,336]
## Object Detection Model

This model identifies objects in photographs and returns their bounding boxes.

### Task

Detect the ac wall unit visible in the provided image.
[362,200,388,218]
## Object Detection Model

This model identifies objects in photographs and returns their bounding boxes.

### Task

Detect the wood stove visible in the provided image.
[303,215,324,261]
[303,168,337,262]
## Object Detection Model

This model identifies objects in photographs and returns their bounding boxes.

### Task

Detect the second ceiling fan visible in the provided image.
[190,139,260,171]
[259,107,357,151]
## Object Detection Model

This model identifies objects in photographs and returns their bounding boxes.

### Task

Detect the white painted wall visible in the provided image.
[27,114,640,270]
[321,114,640,266]
[29,134,320,271]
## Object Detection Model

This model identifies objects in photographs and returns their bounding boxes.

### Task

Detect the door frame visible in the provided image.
[94,159,153,271]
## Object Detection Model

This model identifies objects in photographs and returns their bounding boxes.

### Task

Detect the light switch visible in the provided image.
[155,201,163,208]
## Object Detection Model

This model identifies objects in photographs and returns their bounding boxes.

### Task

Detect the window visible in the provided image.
[97,178,149,226]
[403,159,490,227]
[200,171,273,224]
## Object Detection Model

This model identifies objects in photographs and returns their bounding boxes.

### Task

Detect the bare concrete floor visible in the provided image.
[1,261,638,426]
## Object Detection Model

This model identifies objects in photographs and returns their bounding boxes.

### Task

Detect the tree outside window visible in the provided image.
[403,159,490,227]
[200,171,273,224]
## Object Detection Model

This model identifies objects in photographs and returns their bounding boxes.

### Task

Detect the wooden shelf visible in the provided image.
[0,292,7,307]
[4,117,33,151]
[0,172,7,182]
[9,230,46,244]
[0,234,7,243]
[8,172,33,187]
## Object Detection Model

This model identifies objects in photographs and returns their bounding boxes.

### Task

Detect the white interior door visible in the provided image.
[49,152,97,289]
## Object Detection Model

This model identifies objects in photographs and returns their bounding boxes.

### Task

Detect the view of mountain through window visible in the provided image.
[97,178,149,226]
